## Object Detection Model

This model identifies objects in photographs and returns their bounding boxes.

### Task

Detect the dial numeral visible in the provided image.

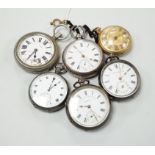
[115,64,118,68]
[73,46,77,49]
[77,114,81,119]
[21,51,26,55]
[43,40,48,45]
[22,45,27,49]
[94,59,99,62]
[26,40,31,44]
[84,118,87,122]
[100,108,105,112]
[39,38,42,42]
[56,99,59,102]
[97,95,101,99]
[67,57,72,59]
[45,52,51,55]
[108,68,112,71]
[46,46,51,49]
[42,56,47,61]
[94,53,99,56]
[84,91,87,96]
[131,74,135,77]
[33,90,37,94]
[70,62,75,66]
[131,80,136,84]
[32,38,35,42]
[37,58,41,64]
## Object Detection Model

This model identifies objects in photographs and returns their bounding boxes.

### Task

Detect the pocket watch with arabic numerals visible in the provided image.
[94,25,141,99]
[66,79,110,130]
[62,25,104,78]
[29,63,69,112]
[14,21,70,73]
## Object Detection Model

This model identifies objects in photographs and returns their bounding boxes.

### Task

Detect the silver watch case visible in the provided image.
[14,32,59,73]
[99,59,141,100]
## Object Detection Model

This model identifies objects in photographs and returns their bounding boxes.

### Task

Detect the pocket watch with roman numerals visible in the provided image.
[14,21,70,73]
[66,79,110,130]
[29,63,69,112]
[94,25,141,99]
[62,24,104,78]
[99,57,140,99]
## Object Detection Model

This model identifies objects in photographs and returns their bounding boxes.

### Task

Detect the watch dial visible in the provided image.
[100,60,140,98]
[16,32,55,67]
[29,73,68,110]
[66,85,110,129]
[99,25,131,54]
[63,39,103,74]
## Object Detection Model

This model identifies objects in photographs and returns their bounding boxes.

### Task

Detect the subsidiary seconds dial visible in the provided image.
[14,32,59,72]
[63,39,104,78]
[100,60,140,99]
[29,72,69,112]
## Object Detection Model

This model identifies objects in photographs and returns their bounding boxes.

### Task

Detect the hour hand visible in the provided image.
[26,48,38,60]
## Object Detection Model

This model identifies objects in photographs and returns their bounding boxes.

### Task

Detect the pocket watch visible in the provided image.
[62,25,104,78]
[29,63,69,112]
[95,25,141,99]
[95,25,132,55]
[14,21,70,73]
[99,57,140,99]
[66,79,110,130]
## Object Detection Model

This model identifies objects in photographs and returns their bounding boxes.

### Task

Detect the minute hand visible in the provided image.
[48,81,61,92]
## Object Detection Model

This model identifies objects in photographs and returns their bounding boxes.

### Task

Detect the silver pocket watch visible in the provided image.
[29,63,69,112]
[62,26,104,78]
[99,56,141,99]
[66,79,111,130]
[14,22,70,73]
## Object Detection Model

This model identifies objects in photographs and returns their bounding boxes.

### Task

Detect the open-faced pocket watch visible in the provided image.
[66,79,111,130]
[62,22,104,79]
[29,63,69,112]
[94,25,141,99]
[14,19,70,73]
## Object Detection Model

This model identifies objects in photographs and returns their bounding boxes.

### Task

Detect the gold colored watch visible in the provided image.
[95,25,132,55]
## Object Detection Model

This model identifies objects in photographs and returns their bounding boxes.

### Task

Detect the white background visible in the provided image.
[0,8,155,145]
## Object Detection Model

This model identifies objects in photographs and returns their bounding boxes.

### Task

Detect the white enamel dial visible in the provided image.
[63,39,103,75]
[16,32,55,67]
[29,73,68,110]
[100,60,140,98]
[66,85,110,129]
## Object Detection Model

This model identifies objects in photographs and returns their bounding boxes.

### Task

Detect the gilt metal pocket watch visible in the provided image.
[94,25,141,99]
[66,79,110,130]
[14,21,70,73]
[29,63,69,112]
[62,23,104,78]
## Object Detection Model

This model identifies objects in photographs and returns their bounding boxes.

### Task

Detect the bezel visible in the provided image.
[99,59,141,99]
[98,25,132,55]
[62,39,104,78]
[66,84,111,130]
[14,32,59,73]
[29,72,69,112]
